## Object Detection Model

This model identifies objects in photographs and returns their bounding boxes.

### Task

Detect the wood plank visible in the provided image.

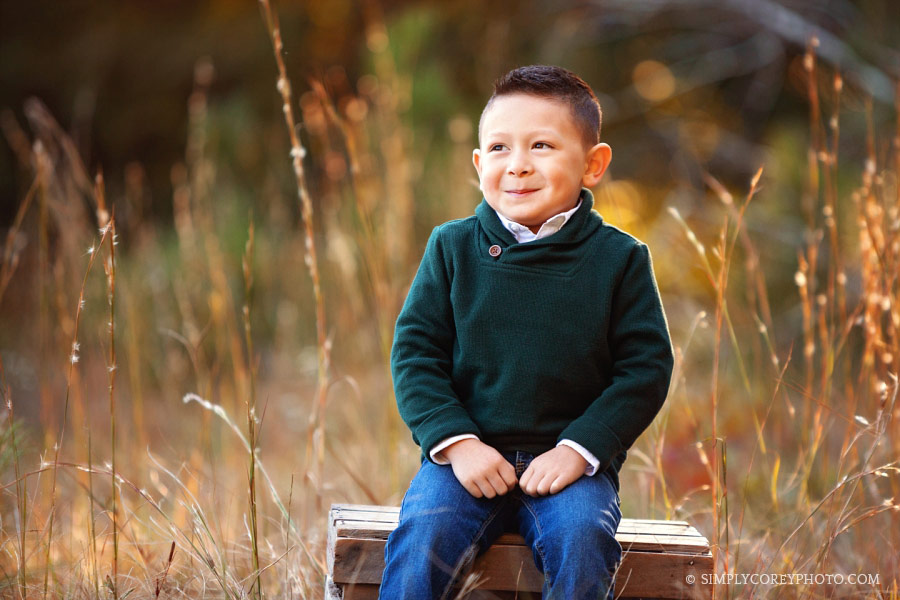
[332,537,386,584]
[336,583,529,600]
[327,508,338,578]
[334,519,707,543]
[616,533,712,552]
[332,536,711,597]
[334,581,378,600]
[331,505,706,538]
[333,520,709,554]
[472,545,712,598]
[332,504,696,528]
[618,551,712,599]
[333,508,704,538]
[333,503,400,514]
[482,530,707,547]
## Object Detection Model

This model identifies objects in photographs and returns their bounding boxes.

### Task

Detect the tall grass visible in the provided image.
[241,219,261,598]
[658,41,900,599]
[0,20,898,600]
[258,0,332,525]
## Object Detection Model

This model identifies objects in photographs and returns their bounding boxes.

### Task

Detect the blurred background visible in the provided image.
[2,0,899,597]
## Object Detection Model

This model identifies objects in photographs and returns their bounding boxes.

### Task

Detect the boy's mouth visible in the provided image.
[505,189,539,196]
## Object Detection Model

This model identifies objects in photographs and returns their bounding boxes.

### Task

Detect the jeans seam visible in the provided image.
[437,497,508,600]
[520,496,552,590]
[603,470,621,506]
[384,485,414,568]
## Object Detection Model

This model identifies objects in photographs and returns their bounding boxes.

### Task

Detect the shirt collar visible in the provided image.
[494,199,582,243]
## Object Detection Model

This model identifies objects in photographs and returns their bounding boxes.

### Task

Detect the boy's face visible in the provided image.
[473,93,611,234]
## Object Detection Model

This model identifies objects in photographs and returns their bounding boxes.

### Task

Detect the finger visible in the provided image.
[476,477,497,499]
[536,473,554,496]
[500,463,518,490]
[498,468,516,494]
[466,481,483,499]
[524,470,544,496]
[549,474,570,495]
[487,471,509,496]
[519,468,533,492]
[502,472,518,492]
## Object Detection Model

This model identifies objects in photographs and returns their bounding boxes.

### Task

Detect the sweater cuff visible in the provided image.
[417,406,481,462]
[431,434,480,464]
[557,439,600,476]
[558,420,625,473]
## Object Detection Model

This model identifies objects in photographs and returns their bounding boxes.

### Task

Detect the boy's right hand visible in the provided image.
[441,438,518,499]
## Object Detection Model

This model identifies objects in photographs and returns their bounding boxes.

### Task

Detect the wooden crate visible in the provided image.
[327,503,712,599]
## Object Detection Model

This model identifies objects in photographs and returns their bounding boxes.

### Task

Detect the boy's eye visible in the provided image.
[489,144,506,152]
[533,142,551,149]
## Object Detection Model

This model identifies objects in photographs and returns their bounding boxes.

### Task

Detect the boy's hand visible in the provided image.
[442,438,518,499]
[519,445,588,496]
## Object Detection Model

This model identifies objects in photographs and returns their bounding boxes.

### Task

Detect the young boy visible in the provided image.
[380,65,673,600]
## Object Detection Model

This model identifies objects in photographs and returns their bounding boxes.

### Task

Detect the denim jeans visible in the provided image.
[380,450,622,600]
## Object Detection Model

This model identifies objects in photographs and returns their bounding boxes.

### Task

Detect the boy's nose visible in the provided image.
[506,157,532,176]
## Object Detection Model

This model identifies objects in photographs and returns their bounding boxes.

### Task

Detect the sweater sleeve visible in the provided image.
[558,241,673,473]
[391,226,482,459]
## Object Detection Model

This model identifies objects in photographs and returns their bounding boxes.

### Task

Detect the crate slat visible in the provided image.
[334,516,705,539]
[331,536,711,598]
[332,503,696,527]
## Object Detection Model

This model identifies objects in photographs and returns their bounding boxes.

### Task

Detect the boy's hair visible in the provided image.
[479,65,602,148]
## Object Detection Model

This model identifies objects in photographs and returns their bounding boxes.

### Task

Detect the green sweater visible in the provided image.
[390,188,673,489]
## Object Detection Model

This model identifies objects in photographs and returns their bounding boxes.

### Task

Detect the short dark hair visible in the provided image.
[479,65,602,148]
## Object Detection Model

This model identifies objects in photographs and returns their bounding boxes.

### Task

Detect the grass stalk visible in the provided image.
[242,219,262,598]
[41,197,113,600]
[1,357,27,600]
[180,393,326,585]
[710,212,726,590]
[87,425,99,599]
[257,0,332,516]
[98,183,119,599]
[283,473,293,597]
[678,168,762,595]
[155,541,176,599]
[801,39,821,404]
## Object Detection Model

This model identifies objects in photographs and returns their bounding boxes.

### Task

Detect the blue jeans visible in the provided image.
[380,450,622,600]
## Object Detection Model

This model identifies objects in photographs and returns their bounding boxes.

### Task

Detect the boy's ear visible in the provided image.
[472,148,483,179]
[582,143,612,188]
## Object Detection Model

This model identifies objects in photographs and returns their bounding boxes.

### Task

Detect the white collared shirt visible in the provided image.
[430,198,602,477]
[494,199,582,243]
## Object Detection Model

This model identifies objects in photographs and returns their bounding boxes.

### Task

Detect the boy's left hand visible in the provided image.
[519,445,588,496]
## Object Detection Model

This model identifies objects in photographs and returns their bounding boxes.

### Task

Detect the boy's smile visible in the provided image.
[473,93,611,234]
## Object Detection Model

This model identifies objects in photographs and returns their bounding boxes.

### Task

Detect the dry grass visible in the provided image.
[0,12,898,600]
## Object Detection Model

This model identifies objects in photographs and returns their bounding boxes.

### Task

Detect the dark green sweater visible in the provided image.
[390,188,673,489]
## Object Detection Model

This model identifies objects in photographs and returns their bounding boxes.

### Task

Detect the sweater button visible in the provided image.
[488,244,502,258]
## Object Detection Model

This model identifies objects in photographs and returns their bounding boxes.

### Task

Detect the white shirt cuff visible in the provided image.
[430,434,479,464]
[558,439,600,476]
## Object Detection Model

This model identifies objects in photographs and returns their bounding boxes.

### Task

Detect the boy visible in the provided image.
[381,65,673,600]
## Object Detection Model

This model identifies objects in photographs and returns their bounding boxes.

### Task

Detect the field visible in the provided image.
[1,2,899,599]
